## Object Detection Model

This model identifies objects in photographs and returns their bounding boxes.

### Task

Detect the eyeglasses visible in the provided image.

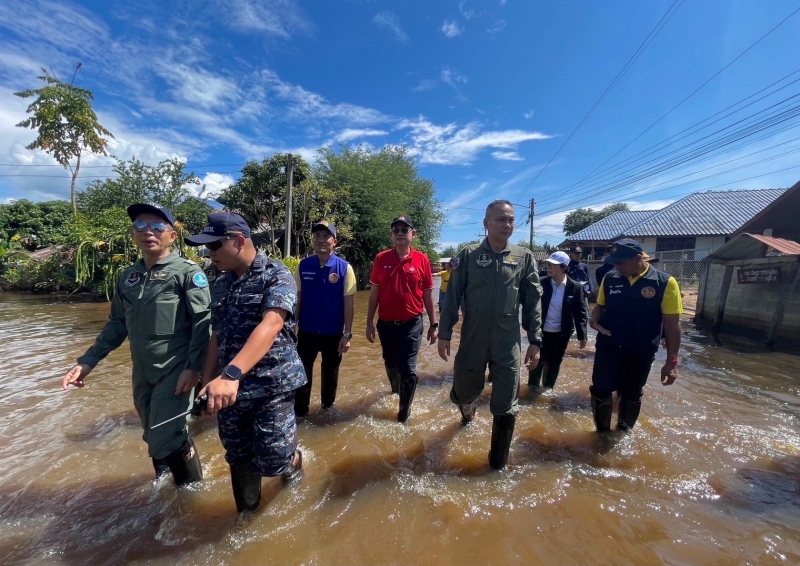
[131,220,170,233]
[205,237,235,251]
[392,227,411,235]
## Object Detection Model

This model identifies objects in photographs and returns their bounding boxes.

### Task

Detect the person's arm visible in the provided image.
[366,285,379,343]
[573,283,589,344]
[64,278,128,389]
[293,267,302,326]
[438,249,468,361]
[589,277,611,336]
[201,331,220,387]
[659,276,683,385]
[520,256,544,369]
[423,289,438,344]
[175,267,213,394]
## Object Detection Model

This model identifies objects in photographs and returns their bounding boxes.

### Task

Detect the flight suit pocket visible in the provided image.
[154,294,180,336]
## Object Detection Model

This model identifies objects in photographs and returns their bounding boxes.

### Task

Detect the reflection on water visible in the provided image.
[1,291,799,565]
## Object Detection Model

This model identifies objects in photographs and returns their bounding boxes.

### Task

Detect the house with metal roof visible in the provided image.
[564,188,787,259]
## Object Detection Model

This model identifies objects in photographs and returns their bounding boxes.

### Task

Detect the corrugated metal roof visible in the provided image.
[566,210,657,242]
[624,189,785,237]
[704,233,800,262]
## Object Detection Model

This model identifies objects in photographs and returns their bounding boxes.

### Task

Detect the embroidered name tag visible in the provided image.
[150,270,170,281]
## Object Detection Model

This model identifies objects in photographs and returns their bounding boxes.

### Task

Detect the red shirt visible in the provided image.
[369,247,434,321]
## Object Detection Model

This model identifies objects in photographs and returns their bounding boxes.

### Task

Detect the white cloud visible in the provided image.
[445,182,489,208]
[492,151,524,161]
[441,68,468,101]
[523,110,534,119]
[486,20,507,34]
[458,2,476,19]
[398,117,552,165]
[334,129,389,143]
[212,0,312,40]
[373,11,409,42]
[196,172,235,197]
[441,20,463,38]
[411,79,438,92]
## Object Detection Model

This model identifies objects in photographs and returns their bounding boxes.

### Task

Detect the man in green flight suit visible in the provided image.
[61,204,212,486]
[438,200,543,470]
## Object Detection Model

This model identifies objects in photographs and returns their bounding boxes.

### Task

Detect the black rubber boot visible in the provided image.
[163,438,203,486]
[527,363,545,388]
[617,398,643,432]
[459,402,476,424]
[320,366,340,408]
[282,449,304,483]
[397,377,418,423]
[230,463,262,512]
[385,365,401,394]
[590,389,614,433]
[152,458,170,479]
[488,414,516,470]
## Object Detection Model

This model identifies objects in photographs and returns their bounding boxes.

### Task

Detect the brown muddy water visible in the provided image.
[1,289,799,566]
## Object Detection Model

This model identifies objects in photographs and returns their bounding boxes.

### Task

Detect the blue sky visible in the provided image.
[1,0,800,249]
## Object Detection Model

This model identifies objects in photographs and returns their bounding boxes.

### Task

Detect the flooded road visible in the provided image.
[1,288,799,566]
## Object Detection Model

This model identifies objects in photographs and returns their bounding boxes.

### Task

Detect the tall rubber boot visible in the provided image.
[590,389,613,433]
[459,401,476,424]
[542,364,560,389]
[320,366,340,409]
[152,458,170,479]
[385,365,401,394]
[163,438,203,486]
[230,463,262,512]
[617,397,643,432]
[489,414,516,470]
[397,377,418,423]
[527,363,546,388]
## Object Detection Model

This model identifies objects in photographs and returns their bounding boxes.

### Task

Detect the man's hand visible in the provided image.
[590,320,612,337]
[62,364,92,390]
[427,325,439,345]
[175,369,200,395]
[579,340,587,349]
[438,339,451,361]
[660,361,678,386]
[199,377,239,414]
[366,321,376,344]
[524,344,541,369]
[338,335,352,354]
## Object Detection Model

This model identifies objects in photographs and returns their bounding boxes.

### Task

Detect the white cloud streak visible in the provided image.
[492,151,524,161]
[373,11,409,42]
[486,19,507,34]
[441,20,463,38]
[213,0,312,39]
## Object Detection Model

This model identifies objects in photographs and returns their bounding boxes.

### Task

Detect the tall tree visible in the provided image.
[77,158,211,232]
[563,203,630,236]
[14,66,114,213]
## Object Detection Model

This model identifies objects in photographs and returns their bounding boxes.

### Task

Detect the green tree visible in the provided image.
[217,154,312,256]
[77,157,211,232]
[0,200,73,251]
[440,245,458,258]
[290,177,352,257]
[562,203,630,236]
[14,66,114,213]
[316,145,444,282]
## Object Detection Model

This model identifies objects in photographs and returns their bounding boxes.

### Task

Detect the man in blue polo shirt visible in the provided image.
[294,221,356,419]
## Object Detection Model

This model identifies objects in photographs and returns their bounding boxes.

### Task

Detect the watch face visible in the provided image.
[224,365,242,380]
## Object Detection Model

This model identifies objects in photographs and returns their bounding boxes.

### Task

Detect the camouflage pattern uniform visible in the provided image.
[77,251,211,459]
[201,258,220,291]
[211,251,307,476]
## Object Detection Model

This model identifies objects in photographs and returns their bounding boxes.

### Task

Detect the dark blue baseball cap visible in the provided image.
[185,211,251,245]
[604,238,644,264]
[311,220,337,238]
[127,203,175,226]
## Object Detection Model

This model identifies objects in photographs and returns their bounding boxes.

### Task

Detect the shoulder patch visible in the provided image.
[184,259,197,265]
[451,257,460,270]
[192,272,209,288]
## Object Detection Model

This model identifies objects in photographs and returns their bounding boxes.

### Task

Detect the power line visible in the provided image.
[550,4,800,201]
[515,0,685,201]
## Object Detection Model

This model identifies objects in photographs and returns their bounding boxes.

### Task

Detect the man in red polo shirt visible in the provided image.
[366,215,438,423]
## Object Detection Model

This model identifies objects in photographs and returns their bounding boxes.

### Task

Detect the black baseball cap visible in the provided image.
[185,211,251,245]
[568,244,583,254]
[127,203,175,226]
[391,215,414,228]
[604,238,644,264]
[311,220,337,238]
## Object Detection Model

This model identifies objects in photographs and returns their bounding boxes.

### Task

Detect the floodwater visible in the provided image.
[1,287,799,566]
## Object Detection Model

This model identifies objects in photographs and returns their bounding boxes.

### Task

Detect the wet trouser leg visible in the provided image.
[378,317,423,422]
[617,353,655,431]
[590,345,619,432]
[541,331,570,389]
[319,333,343,408]
[295,330,320,417]
[376,319,401,394]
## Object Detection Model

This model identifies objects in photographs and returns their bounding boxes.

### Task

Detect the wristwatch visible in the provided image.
[343,332,353,340]
[222,364,243,381]
[430,323,439,329]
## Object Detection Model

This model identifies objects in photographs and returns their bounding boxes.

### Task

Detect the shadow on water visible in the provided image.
[304,390,395,427]
[710,455,800,513]
[0,475,254,566]
[514,429,625,465]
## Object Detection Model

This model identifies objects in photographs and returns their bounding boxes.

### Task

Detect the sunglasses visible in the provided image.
[391,227,411,235]
[131,220,170,233]
[205,237,235,251]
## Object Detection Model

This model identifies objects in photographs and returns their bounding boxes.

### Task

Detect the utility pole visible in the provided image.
[284,153,294,259]
[529,198,535,250]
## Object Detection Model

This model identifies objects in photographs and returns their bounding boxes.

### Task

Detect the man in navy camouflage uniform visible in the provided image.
[187,212,306,512]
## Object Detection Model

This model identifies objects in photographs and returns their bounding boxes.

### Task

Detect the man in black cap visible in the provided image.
[567,244,594,297]
[595,247,615,287]
[187,211,306,512]
[293,220,356,419]
[365,215,438,423]
[62,204,211,486]
[589,238,682,433]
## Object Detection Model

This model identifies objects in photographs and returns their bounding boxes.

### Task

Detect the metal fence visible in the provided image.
[648,248,710,290]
